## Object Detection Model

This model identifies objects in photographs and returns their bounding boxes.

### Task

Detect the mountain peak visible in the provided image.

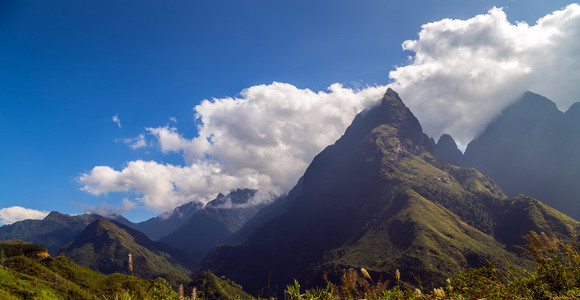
[506,91,562,119]
[566,102,580,118]
[203,88,579,294]
[57,218,192,286]
[44,211,66,220]
[380,88,410,113]
[434,134,463,166]
[337,88,432,153]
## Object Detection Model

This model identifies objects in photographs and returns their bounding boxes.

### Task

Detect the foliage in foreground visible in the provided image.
[3,230,580,299]
[283,231,580,299]
[0,255,179,299]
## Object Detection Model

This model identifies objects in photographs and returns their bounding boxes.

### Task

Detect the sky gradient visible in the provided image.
[1,1,578,224]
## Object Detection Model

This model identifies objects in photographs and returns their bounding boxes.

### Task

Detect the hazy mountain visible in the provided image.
[160,189,261,264]
[0,212,101,252]
[434,134,463,166]
[55,218,192,286]
[230,179,302,244]
[460,91,580,220]
[201,189,260,232]
[134,201,204,240]
[200,89,578,295]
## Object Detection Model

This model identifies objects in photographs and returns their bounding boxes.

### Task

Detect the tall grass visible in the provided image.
[282,231,580,299]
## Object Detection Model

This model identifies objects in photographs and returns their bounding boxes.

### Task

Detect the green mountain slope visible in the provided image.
[55,218,192,286]
[188,271,253,300]
[201,88,579,295]
[0,212,101,252]
[0,250,178,299]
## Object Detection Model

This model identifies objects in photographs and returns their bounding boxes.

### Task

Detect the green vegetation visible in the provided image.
[0,247,253,299]
[1,240,48,259]
[0,254,179,299]
[5,230,580,299]
[56,218,192,287]
[189,271,253,299]
[0,212,101,251]
[282,231,580,299]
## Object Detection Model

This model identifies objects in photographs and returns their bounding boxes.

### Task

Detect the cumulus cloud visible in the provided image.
[389,4,580,146]
[112,114,122,128]
[0,206,49,225]
[79,83,385,213]
[80,5,580,214]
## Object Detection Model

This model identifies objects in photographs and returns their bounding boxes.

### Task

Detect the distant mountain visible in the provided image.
[55,218,192,286]
[230,179,302,243]
[200,89,579,295]
[160,189,260,264]
[447,91,580,220]
[0,212,101,252]
[134,201,204,240]
[433,134,463,166]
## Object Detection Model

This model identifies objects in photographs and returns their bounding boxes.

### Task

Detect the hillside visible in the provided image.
[200,88,579,295]
[55,218,192,286]
[0,250,179,299]
[0,212,101,252]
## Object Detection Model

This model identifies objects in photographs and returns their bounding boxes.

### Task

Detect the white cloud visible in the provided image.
[82,198,137,218]
[0,206,49,225]
[79,83,385,213]
[112,114,122,128]
[119,134,147,150]
[169,116,178,123]
[389,4,580,146]
[80,5,580,214]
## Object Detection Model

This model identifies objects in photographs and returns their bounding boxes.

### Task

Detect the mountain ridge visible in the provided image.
[200,88,579,295]
[0,212,102,252]
[55,218,192,286]
[435,91,580,220]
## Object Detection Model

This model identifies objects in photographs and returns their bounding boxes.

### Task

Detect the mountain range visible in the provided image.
[434,91,580,220]
[1,88,579,298]
[199,89,579,295]
[0,212,101,252]
[159,189,262,264]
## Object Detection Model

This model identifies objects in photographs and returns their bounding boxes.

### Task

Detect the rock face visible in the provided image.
[201,89,578,295]
[462,91,580,220]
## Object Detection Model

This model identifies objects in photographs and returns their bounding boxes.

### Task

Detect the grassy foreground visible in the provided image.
[282,231,580,300]
[2,230,580,299]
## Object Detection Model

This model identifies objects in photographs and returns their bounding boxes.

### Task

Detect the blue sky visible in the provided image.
[1,0,578,224]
